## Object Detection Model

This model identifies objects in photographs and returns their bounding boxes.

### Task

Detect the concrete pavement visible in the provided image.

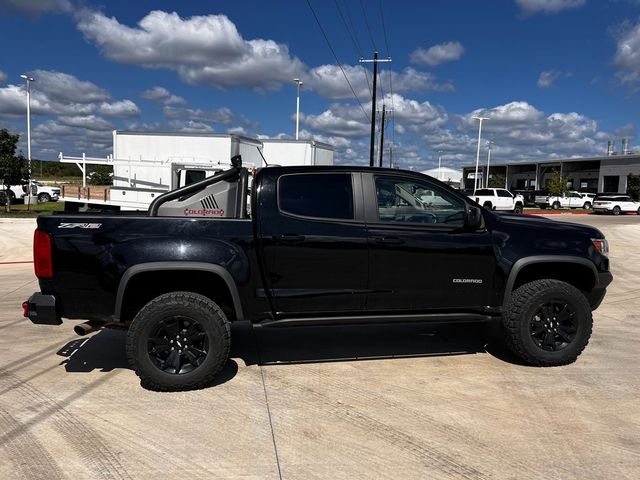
[0,216,638,479]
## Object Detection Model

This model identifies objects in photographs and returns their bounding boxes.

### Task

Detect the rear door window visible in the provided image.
[278,173,354,220]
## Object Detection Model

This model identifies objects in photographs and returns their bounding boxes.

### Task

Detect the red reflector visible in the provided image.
[33,230,53,278]
[22,302,28,317]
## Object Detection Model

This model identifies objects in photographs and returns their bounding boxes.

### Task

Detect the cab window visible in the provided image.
[375,176,465,226]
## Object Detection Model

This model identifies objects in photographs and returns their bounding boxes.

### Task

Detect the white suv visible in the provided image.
[593,195,640,215]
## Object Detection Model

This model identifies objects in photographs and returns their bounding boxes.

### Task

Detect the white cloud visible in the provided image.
[306,64,454,100]
[163,106,235,124]
[613,20,640,87]
[76,9,306,91]
[516,0,585,15]
[537,70,561,88]
[410,41,465,67]
[140,86,186,105]
[0,0,71,17]
[98,99,140,117]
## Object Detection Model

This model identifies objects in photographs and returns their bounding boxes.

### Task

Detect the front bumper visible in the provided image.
[586,271,614,310]
[23,293,62,325]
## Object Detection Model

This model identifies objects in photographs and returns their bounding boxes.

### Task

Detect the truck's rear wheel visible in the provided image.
[502,279,592,366]
[126,291,231,391]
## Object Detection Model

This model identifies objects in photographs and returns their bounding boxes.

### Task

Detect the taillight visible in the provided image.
[34,230,53,278]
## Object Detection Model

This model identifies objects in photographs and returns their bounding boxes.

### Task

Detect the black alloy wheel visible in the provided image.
[529,301,577,352]
[127,291,231,391]
[147,315,209,375]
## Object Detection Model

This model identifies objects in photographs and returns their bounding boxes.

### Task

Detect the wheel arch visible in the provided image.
[503,256,599,308]
[115,262,244,322]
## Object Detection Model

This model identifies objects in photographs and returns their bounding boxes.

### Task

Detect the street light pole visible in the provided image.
[437,150,443,180]
[294,78,303,140]
[472,116,489,193]
[21,74,35,209]
[485,140,493,188]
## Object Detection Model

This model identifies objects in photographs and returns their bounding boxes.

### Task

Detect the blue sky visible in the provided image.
[1,0,639,170]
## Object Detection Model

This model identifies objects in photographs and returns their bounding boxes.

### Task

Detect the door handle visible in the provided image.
[272,234,306,242]
[373,236,404,245]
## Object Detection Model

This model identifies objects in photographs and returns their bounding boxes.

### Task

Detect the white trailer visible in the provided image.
[261,139,334,166]
[60,132,264,211]
[59,132,334,211]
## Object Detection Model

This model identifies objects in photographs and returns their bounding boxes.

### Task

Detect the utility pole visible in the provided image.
[378,106,393,168]
[472,116,489,193]
[378,105,386,167]
[485,140,493,188]
[360,52,392,167]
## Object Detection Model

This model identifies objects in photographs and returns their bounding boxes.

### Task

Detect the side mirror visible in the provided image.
[466,206,483,230]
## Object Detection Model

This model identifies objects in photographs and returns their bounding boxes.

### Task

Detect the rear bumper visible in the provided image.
[23,293,62,325]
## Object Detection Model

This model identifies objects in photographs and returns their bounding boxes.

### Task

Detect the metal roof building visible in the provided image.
[462,151,640,193]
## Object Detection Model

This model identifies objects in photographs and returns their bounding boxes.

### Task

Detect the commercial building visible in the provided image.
[462,143,640,193]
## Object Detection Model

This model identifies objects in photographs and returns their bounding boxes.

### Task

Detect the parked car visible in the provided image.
[4,181,60,203]
[471,188,525,213]
[592,195,640,215]
[535,191,593,210]
[24,162,612,390]
[513,189,547,207]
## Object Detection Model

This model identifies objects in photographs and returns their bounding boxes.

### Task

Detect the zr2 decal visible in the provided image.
[58,223,102,229]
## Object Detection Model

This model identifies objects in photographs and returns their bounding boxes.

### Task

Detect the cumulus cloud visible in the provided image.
[76,9,306,91]
[0,70,140,158]
[140,86,186,105]
[516,0,585,15]
[410,41,465,67]
[613,20,640,88]
[163,106,235,124]
[0,0,71,17]
[306,65,454,100]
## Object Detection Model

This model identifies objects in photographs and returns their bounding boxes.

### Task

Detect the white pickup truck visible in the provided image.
[4,181,61,203]
[471,188,524,213]
[534,191,593,210]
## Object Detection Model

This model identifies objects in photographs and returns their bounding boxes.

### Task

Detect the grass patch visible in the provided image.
[0,201,65,218]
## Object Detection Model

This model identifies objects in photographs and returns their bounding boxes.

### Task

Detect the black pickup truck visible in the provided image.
[25,162,613,390]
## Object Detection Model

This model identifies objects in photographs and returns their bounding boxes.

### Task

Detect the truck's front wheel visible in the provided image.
[126,291,231,391]
[502,279,592,366]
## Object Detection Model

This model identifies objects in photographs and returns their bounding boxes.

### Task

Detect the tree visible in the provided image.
[627,173,640,201]
[488,174,505,188]
[87,165,113,185]
[0,129,29,210]
[546,169,569,197]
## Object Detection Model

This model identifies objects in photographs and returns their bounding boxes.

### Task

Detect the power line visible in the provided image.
[305,0,370,123]
[359,0,377,51]
[334,0,372,99]
[379,0,395,156]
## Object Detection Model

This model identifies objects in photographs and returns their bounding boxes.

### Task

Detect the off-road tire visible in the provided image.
[126,291,231,391]
[502,279,592,366]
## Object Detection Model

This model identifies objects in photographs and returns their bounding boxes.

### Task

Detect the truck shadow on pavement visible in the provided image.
[56,320,525,384]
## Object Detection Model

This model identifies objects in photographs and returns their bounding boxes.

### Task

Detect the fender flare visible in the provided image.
[502,255,599,308]
[114,261,244,321]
